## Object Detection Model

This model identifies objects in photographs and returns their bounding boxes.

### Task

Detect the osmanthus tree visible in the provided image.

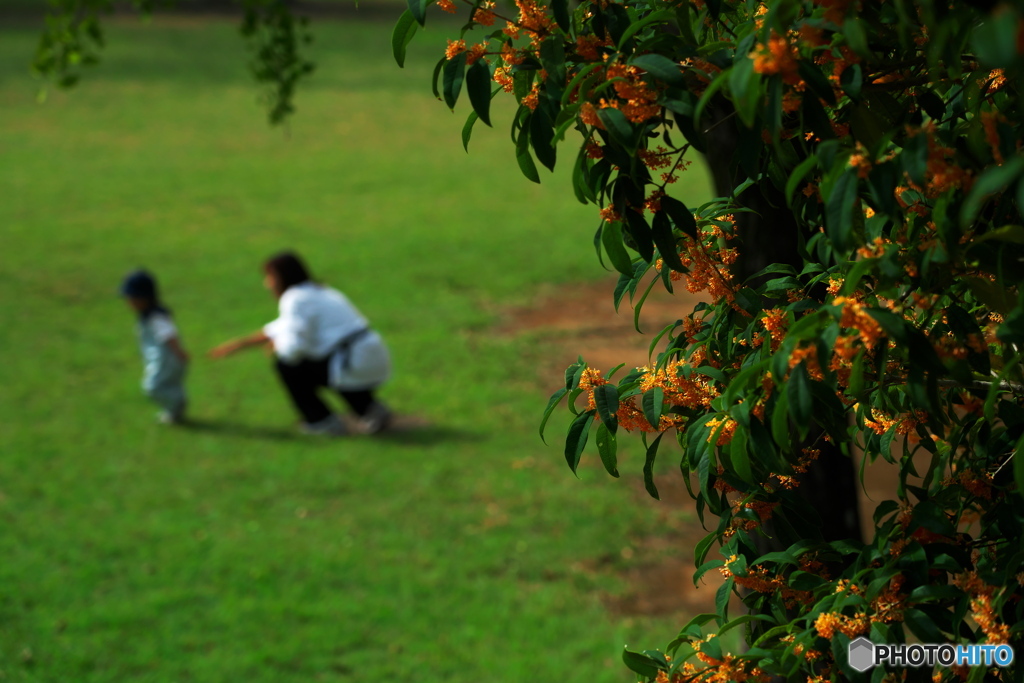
[395,0,1024,680]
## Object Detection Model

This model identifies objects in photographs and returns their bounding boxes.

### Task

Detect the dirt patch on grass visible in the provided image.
[496,275,901,618]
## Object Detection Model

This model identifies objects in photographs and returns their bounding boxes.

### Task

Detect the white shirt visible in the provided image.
[263,282,368,364]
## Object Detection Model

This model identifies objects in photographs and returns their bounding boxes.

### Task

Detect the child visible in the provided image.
[120,269,189,424]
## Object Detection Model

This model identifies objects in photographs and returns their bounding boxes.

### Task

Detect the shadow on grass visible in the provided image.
[179,414,474,447]
[180,419,301,442]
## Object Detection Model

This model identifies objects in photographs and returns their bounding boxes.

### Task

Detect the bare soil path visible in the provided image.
[496,275,902,617]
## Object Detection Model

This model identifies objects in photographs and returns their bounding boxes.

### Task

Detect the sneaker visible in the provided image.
[157,402,187,425]
[354,402,392,436]
[299,414,347,437]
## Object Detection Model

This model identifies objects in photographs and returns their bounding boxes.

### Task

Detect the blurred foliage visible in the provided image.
[33,0,314,123]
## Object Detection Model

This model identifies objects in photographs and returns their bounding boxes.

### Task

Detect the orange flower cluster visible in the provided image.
[601,63,662,124]
[445,39,466,60]
[793,447,820,474]
[679,56,721,96]
[675,241,739,304]
[720,560,815,606]
[870,575,906,624]
[848,146,872,178]
[721,497,780,536]
[503,0,552,44]
[981,110,1005,165]
[955,572,1011,643]
[575,34,607,62]
[814,611,869,639]
[465,42,488,66]
[813,0,855,24]
[687,637,771,683]
[788,345,824,380]
[942,469,994,501]
[644,190,665,214]
[599,203,620,223]
[751,32,800,85]
[437,0,457,13]
[637,146,672,170]
[492,66,514,93]
[905,123,973,198]
[856,236,889,259]
[760,308,788,350]
[472,0,496,26]
[834,296,884,349]
[829,334,859,387]
[579,101,603,129]
[500,42,526,66]
[639,360,721,412]
[861,407,924,437]
[705,416,738,445]
[521,83,541,110]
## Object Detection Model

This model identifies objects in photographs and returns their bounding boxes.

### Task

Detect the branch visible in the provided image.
[936,378,1024,394]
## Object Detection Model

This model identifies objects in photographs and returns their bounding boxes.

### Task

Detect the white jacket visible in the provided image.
[263,282,390,389]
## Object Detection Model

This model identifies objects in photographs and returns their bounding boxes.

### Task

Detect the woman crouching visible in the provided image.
[209,251,391,436]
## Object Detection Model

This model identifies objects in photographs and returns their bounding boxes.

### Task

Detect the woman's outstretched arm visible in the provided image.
[208,331,271,359]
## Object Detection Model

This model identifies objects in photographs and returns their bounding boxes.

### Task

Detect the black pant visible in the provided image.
[274,357,375,424]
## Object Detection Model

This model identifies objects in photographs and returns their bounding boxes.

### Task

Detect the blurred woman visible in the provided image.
[209,251,391,436]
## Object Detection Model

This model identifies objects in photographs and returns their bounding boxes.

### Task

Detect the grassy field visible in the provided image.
[0,10,715,683]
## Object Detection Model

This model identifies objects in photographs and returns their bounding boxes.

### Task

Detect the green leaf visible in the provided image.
[407,0,428,26]
[617,10,675,51]
[465,60,492,127]
[391,10,418,68]
[825,167,859,252]
[602,221,635,276]
[787,364,812,439]
[596,107,635,151]
[529,108,557,172]
[715,577,733,619]
[622,648,666,678]
[719,614,777,636]
[629,52,686,87]
[551,0,571,32]
[661,195,698,240]
[461,111,479,152]
[564,410,595,474]
[728,55,759,128]
[643,434,663,499]
[694,530,717,566]
[642,386,665,430]
[593,383,620,431]
[539,386,568,443]
[903,608,945,643]
[516,148,541,184]
[842,17,871,59]
[623,209,655,263]
[901,132,928,186]
[960,155,1024,227]
[729,427,753,483]
[595,423,620,477]
[785,154,818,208]
[442,52,467,109]
[797,61,836,106]
[973,13,1020,68]
[839,63,862,101]
[651,211,685,272]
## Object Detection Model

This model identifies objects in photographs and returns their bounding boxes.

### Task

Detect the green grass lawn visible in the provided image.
[0,12,714,683]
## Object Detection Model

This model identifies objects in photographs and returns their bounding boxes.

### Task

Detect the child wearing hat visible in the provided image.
[121,270,190,424]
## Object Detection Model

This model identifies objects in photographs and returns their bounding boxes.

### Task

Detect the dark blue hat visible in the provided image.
[120,269,157,300]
